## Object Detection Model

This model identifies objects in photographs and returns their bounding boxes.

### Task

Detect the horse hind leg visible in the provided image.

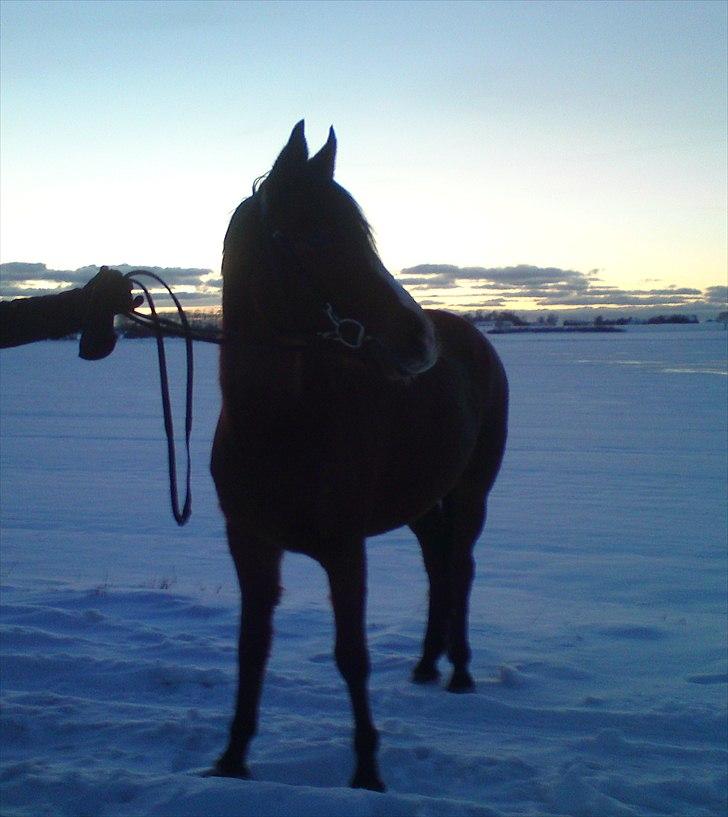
[209,526,282,778]
[410,504,450,684]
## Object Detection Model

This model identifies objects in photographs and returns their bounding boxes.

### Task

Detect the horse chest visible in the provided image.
[214,362,393,543]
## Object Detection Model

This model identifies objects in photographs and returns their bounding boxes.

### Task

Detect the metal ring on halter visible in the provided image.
[319,303,367,350]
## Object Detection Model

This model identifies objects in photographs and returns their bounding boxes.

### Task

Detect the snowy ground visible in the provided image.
[1,325,726,817]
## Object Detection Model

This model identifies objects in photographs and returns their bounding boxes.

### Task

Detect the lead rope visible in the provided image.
[113,262,362,525]
[123,270,195,526]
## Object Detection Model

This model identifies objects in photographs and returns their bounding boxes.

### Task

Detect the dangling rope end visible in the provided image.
[123,270,195,527]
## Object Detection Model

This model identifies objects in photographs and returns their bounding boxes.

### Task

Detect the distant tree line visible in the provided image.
[645,314,699,325]
[463,310,530,326]
[116,309,222,338]
[463,310,717,327]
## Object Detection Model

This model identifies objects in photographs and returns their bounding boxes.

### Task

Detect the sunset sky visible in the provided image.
[1,0,726,315]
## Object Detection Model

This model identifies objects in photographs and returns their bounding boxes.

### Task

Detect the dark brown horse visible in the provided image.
[209,122,508,792]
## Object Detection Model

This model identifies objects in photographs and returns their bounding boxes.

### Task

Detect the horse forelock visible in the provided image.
[223,178,378,289]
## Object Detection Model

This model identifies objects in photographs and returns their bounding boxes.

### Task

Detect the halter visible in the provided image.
[266,224,371,352]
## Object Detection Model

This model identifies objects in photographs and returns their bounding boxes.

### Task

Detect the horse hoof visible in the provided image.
[447,670,475,693]
[411,664,441,684]
[351,773,386,792]
[203,759,252,779]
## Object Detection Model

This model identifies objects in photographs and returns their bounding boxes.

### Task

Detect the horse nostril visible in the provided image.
[401,316,437,371]
[415,320,435,352]
[410,330,428,357]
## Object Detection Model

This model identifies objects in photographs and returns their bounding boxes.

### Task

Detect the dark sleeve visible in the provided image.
[0,289,87,348]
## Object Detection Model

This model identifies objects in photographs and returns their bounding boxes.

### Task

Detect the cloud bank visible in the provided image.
[1,261,724,316]
[398,264,725,314]
[0,263,221,303]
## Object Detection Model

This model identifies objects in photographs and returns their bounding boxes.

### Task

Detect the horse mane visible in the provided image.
[252,172,269,194]
[326,181,377,253]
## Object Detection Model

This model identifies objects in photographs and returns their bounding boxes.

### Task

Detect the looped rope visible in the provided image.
[114,263,367,525]
[123,270,195,526]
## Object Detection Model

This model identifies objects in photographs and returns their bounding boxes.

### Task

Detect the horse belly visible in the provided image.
[366,408,480,534]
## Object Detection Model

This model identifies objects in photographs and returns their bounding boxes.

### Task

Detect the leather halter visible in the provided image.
[262,220,372,353]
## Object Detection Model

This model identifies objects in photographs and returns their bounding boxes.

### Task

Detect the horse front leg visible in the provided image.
[444,486,487,693]
[410,505,450,684]
[211,526,282,778]
[321,542,384,793]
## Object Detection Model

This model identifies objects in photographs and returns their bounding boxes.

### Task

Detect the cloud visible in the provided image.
[542,293,703,307]
[704,285,728,306]
[399,263,594,296]
[0,262,72,284]
[402,263,591,287]
[2,260,723,316]
[396,263,721,313]
[0,262,219,300]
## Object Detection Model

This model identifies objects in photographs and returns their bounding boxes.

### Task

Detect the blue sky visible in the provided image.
[1,0,726,314]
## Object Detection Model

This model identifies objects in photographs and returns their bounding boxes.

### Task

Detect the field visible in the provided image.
[1,325,726,816]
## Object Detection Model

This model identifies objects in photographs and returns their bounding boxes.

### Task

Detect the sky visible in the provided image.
[0,0,726,315]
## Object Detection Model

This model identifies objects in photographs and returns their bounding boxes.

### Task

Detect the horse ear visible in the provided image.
[271,120,309,178]
[309,126,336,181]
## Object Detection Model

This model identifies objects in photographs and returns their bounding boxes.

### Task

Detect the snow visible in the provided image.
[1,325,726,816]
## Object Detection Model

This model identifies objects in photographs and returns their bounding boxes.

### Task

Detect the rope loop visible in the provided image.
[123,270,194,526]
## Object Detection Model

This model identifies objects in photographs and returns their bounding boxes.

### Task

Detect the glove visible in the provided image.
[79,267,142,360]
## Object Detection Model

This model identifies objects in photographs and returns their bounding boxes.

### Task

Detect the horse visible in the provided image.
[209,121,508,792]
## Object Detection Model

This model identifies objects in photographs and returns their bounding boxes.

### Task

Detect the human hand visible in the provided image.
[78,267,142,360]
[83,266,144,315]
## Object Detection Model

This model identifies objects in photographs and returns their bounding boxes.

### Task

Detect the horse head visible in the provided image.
[222,121,437,378]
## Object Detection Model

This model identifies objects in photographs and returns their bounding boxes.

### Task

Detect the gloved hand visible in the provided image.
[78,267,143,360]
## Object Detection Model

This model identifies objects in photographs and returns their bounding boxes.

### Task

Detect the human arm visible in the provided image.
[0,267,139,353]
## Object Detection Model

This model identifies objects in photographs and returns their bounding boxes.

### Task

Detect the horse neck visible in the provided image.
[220,250,287,347]
[221,288,265,345]
[219,271,305,400]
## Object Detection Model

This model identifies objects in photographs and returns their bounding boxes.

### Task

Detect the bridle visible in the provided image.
[267,225,371,352]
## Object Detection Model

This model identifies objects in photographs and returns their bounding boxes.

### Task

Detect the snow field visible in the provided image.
[1,325,726,816]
